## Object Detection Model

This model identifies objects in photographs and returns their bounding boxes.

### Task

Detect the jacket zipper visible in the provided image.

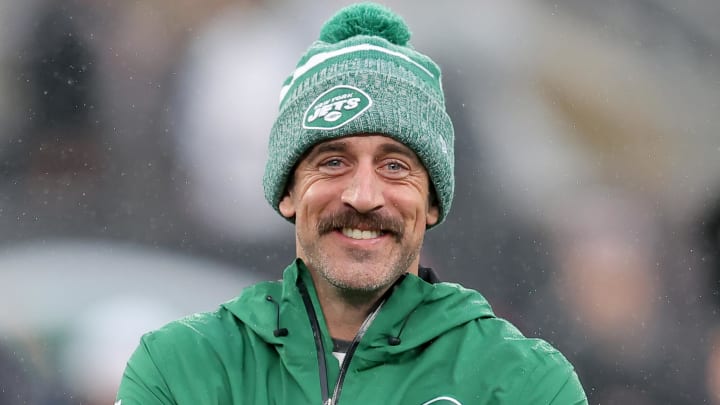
[298,281,331,405]
[298,279,386,405]
[329,301,385,405]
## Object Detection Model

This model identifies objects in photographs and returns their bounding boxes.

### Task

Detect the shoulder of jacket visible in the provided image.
[423,280,494,309]
[140,306,236,348]
[456,310,573,372]
[464,318,582,399]
[475,315,552,349]
[506,338,585,402]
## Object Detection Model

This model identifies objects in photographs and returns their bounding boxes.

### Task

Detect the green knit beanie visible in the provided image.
[263,2,455,228]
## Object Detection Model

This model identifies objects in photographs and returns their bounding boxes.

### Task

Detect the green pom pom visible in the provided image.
[319,2,411,46]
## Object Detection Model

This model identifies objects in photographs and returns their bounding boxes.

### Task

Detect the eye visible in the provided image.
[317,157,349,173]
[384,159,409,171]
[323,158,343,168]
[380,159,410,178]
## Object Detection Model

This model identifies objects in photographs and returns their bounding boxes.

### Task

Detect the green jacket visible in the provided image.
[118,260,587,404]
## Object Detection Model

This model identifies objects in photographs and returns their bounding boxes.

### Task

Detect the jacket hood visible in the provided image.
[222,260,496,365]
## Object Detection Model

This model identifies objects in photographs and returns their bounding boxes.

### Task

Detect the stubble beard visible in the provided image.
[301,236,421,299]
[297,209,423,300]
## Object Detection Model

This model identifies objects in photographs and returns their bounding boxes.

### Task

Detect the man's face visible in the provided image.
[279,134,439,294]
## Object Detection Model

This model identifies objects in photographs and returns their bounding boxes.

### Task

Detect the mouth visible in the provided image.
[340,227,383,240]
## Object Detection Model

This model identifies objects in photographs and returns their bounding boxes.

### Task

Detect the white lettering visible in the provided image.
[324,111,342,122]
[307,104,333,123]
[330,93,353,102]
[308,97,363,123]
[303,85,373,130]
[344,97,361,110]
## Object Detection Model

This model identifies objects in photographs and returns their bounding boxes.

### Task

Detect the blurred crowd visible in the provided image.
[1,0,719,403]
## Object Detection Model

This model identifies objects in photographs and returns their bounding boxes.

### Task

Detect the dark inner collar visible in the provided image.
[332,338,353,353]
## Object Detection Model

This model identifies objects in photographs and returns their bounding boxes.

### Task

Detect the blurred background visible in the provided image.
[0,0,718,403]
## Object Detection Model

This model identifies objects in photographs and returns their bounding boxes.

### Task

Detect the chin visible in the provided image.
[324,264,398,292]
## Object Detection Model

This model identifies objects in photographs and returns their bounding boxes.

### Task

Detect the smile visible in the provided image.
[341,227,382,240]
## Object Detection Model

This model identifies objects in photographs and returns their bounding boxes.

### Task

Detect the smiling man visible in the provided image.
[280,135,438,342]
[117,3,587,404]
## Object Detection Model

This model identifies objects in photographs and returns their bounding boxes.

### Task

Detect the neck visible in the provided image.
[313,278,391,341]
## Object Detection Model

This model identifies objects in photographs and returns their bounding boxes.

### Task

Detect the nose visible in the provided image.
[340,162,384,213]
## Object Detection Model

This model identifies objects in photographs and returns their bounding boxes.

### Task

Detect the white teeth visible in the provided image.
[342,228,380,240]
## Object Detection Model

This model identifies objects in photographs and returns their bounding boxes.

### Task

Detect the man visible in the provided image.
[117,3,587,404]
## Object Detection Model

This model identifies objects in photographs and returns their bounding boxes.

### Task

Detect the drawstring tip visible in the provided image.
[387,336,401,346]
[267,295,288,338]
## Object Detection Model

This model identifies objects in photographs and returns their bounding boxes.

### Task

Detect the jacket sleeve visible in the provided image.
[116,334,176,405]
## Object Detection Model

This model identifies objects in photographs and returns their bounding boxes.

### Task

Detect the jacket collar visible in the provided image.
[223,258,495,357]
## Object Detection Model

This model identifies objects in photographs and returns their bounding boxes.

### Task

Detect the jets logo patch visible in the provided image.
[303,85,372,130]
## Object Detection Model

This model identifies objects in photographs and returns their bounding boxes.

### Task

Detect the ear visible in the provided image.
[279,193,296,219]
[426,203,439,227]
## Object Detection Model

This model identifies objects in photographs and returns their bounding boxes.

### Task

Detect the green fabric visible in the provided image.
[263,3,455,228]
[117,260,587,404]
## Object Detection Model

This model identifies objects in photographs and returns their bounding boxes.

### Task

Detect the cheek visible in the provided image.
[296,182,340,219]
[391,190,431,222]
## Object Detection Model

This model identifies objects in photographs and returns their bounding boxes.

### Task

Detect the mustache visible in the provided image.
[316,210,404,240]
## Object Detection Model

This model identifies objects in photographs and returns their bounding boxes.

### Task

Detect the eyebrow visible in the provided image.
[304,138,421,164]
[312,141,348,155]
[378,142,421,164]
[302,141,348,163]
